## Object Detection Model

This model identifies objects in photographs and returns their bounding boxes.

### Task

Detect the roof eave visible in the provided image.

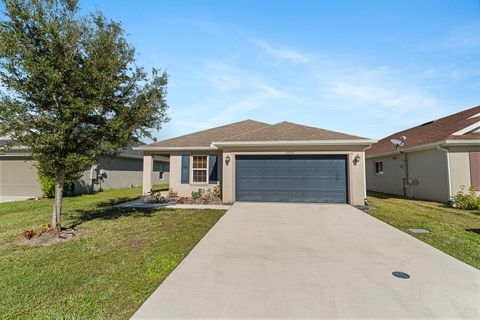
[133,146,219,151]
[366,139,480,159]
[116,154,170,162]
[211,139,377,147]
[444,139,480,146]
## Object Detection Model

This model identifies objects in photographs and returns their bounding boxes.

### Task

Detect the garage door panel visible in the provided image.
[236,155,347,203]
[237,178,263,188]
[0,159,42,197]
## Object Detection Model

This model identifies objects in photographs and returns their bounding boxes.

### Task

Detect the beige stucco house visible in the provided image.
[0,142,170,198]
[366,106,480,202]
[136,120,375,205]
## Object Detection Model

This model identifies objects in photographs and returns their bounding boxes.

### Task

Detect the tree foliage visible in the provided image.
[0,0,169,227]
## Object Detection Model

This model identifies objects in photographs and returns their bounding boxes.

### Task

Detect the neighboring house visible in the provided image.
[366,106,480,202]
[0,141,169,198]
[136,120,375,205]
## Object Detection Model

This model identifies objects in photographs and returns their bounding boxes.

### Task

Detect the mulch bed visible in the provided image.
[16,228,86,246]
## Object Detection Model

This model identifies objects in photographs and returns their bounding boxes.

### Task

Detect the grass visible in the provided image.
[152,183,170,192]
[367,191,480,270]
[0,186,225,319]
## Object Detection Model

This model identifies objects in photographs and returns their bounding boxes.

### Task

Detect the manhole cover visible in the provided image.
[392,271,410,279]
[408,228,430,234]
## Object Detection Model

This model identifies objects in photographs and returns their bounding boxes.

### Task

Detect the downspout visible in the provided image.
[403,152,408,198]
[362,145,373,206]
[437,145,452,203]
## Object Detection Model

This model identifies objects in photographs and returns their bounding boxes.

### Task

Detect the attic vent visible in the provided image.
[421,121,434,126]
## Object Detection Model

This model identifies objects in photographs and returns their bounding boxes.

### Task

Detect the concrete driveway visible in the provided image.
[0,196,33,203]
[132,202,480,319]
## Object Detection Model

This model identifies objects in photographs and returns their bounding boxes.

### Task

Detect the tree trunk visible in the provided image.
[52,167,66,230]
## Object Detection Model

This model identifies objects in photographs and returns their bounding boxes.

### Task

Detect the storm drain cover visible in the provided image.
[392,271,410,279]
[408,228,430,234]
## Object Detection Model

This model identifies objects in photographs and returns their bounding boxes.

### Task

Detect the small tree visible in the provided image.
[0,0,169,229]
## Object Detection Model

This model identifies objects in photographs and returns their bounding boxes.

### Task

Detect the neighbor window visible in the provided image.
[192,155,208,183]
[375,161,384,174]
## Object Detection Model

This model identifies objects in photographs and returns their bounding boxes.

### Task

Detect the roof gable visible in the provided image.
[367,105,480,156]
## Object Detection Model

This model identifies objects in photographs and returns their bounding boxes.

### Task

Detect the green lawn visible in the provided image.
[367,191,480,269]
[152,183,170,192]
[0,186,225,319]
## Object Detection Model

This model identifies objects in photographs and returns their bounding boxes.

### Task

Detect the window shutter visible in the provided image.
[181,155,189,184]
[469,152,480,191]
[209,155,218,183]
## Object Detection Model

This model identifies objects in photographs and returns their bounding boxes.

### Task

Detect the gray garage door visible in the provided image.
[236,155,347,203]
[0,158,42,197]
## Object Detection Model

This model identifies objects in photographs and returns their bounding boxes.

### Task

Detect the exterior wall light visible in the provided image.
[225,155,231,165]
[354,154,361,164]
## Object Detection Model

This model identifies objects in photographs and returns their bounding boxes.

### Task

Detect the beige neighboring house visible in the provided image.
[0,140,170,198]
[136,120,375,205]
[366,106,480,202]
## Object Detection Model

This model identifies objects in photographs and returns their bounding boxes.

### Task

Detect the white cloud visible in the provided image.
[209,76,293,124]
[208,73,242,92]
[156,30,459,140]
[252,39,309,63]
[166,60,294,132]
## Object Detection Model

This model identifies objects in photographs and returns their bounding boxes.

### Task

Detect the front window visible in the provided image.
[375,161,384,175]
[192,155,208,183]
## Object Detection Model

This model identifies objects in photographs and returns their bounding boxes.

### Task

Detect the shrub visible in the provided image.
[453,186,480,210]
[38,174,56,198]
[212,185,222,199]
[177,197,186,204]
[37,169,79,198]
[191,189,205,201]
[168,188,178,198]
[38,223,54,236]
[202,189,213,203]
[22,228,36,239]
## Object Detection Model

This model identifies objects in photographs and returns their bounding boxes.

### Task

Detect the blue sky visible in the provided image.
[82,1,479,140]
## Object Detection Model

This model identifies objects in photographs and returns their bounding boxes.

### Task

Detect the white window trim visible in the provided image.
[375,161,384,175]
[190,155,209,185]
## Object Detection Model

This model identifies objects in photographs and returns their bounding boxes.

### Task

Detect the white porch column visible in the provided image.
[222,152,234,204]
[142,154,154,195]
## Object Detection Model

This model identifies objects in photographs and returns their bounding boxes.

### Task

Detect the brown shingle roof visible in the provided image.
[218,121,368,142]
[143,119,371,149]
[367,105,480,156]
[144,120,269,148]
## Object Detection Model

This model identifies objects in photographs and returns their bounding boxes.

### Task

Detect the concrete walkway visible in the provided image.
[114,198,231,210]
[132,202,480,319]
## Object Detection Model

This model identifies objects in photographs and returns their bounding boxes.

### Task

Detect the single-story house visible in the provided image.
[136,120,375,205]
[0,141,170,198]
[366,106,480,202]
